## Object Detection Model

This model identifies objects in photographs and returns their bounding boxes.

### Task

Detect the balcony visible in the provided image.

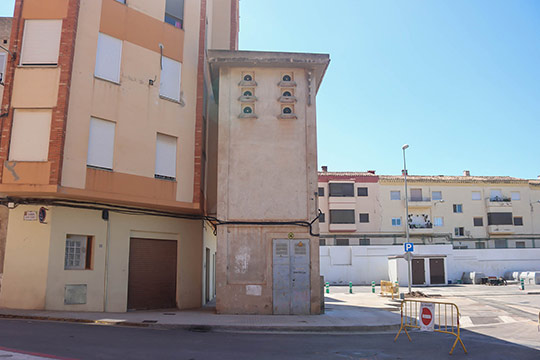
[407,197,432,208]
[328,195,356,204]
[487,196,512,212]
[409,223,434,234]
[487,225,514,234]
[329,223,357,232]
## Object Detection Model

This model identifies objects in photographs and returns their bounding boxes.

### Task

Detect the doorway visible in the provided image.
[429,258,445,285]
[412,258,425,285]
[272,239,311,315]
[127,238,177,310]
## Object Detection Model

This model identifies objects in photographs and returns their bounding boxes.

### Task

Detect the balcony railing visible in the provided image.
[489,196,511,202]
[408,197,431,202]
[409,223,433,229]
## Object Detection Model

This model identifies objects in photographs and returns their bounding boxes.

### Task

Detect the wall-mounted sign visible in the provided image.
[39,207,47,223]
[288,232,294,239]
[23,211,37,221]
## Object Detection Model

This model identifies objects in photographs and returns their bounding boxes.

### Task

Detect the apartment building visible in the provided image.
[0,0,239,312]
[319,168,540,285]
[319,169,540,248]
[0,0,328,315]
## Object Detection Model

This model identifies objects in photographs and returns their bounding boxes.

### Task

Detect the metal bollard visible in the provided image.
[349,281,353,294]
[372,281,375,293]
[520,278,525,290]
[325,282,330,294]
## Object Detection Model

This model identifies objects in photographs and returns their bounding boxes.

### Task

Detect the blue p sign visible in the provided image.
[404,242,414,252]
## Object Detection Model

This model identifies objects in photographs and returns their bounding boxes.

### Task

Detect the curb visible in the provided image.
[0,313,400,333]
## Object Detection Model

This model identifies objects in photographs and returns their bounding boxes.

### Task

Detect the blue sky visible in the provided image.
[2,1,539,178]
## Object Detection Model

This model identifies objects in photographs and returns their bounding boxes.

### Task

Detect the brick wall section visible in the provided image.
[0,17,13,46]
[0,1,80,184]
[192,0,207,208]
[0,1,23,181]
[229,0,238,50]
[48,0,80,185]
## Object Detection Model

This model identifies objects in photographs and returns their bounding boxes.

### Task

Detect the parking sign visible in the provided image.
[404,242,414,252]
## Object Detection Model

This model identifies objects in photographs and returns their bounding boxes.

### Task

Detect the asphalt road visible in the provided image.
[0,319,538,360]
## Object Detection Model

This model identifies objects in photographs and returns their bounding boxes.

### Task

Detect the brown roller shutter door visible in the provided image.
[128,238,177,310]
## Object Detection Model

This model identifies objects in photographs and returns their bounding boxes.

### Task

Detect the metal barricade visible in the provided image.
[394,299,467,355]
[380,280,399,299]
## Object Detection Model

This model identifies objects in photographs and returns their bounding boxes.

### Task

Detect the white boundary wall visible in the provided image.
[320,245,540,285]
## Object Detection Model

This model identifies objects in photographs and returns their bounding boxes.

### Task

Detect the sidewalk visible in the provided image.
[0,293,402,333]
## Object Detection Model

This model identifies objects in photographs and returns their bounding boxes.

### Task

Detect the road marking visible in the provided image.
[499,316,516,324]
[459,316,473,327]
[0,347,75,360]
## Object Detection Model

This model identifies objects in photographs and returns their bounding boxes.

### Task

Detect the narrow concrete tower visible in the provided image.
[208,50,329,314]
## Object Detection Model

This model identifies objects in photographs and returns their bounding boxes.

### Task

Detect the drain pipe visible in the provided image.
[102,210,111,312]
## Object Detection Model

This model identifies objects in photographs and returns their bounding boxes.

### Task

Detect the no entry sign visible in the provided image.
[419,302,435,331]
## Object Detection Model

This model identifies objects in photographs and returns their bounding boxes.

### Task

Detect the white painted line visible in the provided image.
[0,349,51,359]
[499,316,516,324]
[459,316,473,328]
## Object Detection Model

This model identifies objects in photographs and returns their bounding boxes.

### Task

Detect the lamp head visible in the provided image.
[402,144,409,150]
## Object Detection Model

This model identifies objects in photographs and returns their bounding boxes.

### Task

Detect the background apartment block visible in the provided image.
[0,0,239,312]
[318,167,540,286]
[319,168,540,249]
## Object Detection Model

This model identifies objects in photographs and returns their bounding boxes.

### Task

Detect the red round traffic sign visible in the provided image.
[421,307,433,326]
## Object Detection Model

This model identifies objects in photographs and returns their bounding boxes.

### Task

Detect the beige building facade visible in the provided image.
[319,169,540,249]
[0,0,329,315]
[0,0,239,312]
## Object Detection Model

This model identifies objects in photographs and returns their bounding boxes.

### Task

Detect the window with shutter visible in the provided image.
[329,210,355,224]
[95,33,122,83]
[21,20,62,65]
[160,57,182,102]
[155,133,177,180]
[0,53,6,82]
[9,110,52,161]
[87,117,115,170]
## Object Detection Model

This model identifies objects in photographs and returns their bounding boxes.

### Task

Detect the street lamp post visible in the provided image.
[402,144,411,294]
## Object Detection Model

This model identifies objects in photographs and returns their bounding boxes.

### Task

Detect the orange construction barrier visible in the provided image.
[380,280,399,300]
[394,299,467,355]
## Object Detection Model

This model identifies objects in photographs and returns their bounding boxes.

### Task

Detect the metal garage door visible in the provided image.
[127,238,177,310]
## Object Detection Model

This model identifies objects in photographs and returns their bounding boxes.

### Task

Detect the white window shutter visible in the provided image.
[155,133,177,178]
[21,20,62,65]
[159,57,181,101]
[87,117,115,169]
[9,110,51,161]
[95,33,122,83]
[0,53,6,81]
